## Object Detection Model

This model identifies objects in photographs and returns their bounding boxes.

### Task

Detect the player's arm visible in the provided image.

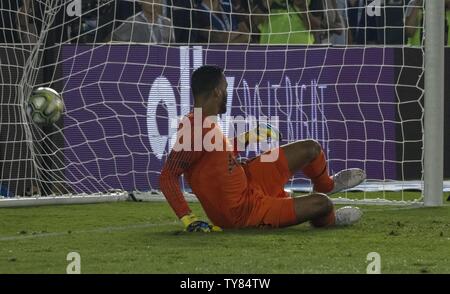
[160,149,193,218]
[159,149,221,232]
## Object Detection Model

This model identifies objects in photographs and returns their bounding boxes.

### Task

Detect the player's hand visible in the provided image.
[237,122,281,147]
[180,214,222,233]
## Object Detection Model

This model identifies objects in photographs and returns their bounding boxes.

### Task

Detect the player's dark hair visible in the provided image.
[191,65,224,98]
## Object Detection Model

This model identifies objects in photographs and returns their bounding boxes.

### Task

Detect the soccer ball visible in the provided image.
[27,87,64,125]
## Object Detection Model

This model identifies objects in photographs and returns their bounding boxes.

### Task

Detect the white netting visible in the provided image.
[0,0,431,205]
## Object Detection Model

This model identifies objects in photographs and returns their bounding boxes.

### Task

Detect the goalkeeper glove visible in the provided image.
[180,213,222,233]
[237,122,281,147]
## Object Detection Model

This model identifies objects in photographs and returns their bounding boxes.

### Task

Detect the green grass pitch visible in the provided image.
[0,192,449,274]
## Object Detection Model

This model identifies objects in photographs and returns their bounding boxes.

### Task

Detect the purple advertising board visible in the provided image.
[62,45,395,193]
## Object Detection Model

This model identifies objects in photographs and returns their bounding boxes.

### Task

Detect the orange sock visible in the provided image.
[310,209,336,228]
[302,150,334,193]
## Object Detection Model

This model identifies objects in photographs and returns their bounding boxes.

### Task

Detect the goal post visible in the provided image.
[0,0,446,207]
[424,0,445,207]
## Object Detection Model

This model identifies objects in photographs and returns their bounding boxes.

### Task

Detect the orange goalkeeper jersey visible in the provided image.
[159,112,251,228]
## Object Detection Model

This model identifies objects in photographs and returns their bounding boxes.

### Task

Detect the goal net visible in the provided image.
[0,0,437,207]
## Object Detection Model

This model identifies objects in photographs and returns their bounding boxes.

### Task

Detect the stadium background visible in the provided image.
[1,47,449,195]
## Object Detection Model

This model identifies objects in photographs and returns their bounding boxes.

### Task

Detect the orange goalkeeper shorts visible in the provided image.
[241,148,298,228]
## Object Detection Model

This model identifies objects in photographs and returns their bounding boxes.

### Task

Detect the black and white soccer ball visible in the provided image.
[27,87,64,125]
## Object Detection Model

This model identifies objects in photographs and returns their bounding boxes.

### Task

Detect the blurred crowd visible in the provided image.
[1,0,450,45]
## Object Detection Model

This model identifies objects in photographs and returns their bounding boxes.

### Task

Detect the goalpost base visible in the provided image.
[0,192,129,208]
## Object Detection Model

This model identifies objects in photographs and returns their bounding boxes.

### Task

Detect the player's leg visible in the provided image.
[281,140,366,194]
[242,147,293,199]
[243,140,320,194]
[292,193,362,227]
[281,139,322,174]
[249,192,362,228]
[242,140,364,228]
[244,192,332,228]
[292,193,334,225]
[243,139,365,198]
[243,140,330,198]
[281,139,333,193]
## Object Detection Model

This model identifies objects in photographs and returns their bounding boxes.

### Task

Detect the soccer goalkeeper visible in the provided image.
[160,65,366,232]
